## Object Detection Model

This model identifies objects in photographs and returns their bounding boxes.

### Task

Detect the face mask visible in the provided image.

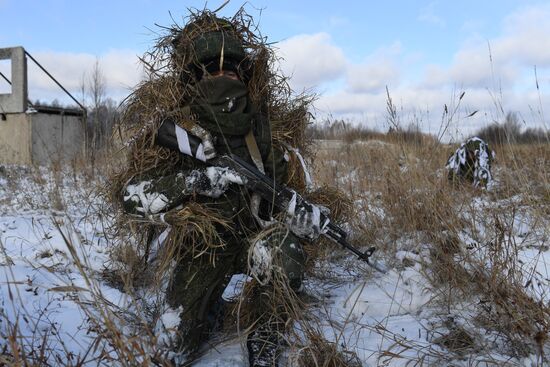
[191,76,254,136]
[195,76,248,113]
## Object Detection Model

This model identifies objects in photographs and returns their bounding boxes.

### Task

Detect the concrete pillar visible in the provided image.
[0,47,28,113]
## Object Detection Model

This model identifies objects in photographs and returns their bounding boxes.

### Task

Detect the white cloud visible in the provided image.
[315,79,550,140]
[24,49,143,104]
[422,64,448,89]
[103,50,145,89]
[418,39,519,89]
[277,7,550,137]
[277,33,347,91]
[495,4,550,66]
[447,44,518,88]
[346,62,400,93]
[345,43,402,93]
[421,4,550,90]
[317,91,386,116]
[319,86,455,118]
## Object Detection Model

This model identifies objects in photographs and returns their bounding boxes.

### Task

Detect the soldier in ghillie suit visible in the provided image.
[446,137,496,188]
[110,10,345,367]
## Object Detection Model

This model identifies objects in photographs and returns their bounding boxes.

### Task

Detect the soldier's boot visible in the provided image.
[246,323,281,367]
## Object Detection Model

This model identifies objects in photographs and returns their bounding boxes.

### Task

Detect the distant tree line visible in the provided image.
[306,119,435,145]
[473,112,549,145]
[308,112,548,146]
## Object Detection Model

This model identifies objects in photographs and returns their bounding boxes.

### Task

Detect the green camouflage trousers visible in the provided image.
[166,228,305,354]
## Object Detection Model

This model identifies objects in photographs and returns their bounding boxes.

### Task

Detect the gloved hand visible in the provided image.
[286,194,330,240]
[185,166,245,198]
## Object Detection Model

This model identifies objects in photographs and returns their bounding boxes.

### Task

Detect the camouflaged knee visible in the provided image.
[248,229,306,291]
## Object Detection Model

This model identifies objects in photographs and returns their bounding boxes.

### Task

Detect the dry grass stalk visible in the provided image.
[294,330,362,367]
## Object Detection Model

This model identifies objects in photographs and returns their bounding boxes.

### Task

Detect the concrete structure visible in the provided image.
[0,46,85,165]
[0,47,27,113]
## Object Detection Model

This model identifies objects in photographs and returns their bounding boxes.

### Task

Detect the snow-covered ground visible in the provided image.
[0,166,126,364]
[0,162,548,366]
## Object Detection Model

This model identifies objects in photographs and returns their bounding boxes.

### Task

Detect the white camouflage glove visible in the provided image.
[285,193,330,240]
[184,166,245,198]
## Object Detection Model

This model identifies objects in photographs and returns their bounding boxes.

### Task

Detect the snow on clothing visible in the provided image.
[121,76,306,360]
[446,137,495,188]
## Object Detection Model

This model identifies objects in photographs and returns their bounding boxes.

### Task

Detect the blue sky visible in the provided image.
[1,0,549,139]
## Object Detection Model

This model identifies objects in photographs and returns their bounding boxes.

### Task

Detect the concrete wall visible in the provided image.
[30,113,85,165]
[0,113,32,164]
[0,112,85,165]
[0,46,86,166]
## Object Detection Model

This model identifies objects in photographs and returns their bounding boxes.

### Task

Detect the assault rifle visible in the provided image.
[156,120,386,273]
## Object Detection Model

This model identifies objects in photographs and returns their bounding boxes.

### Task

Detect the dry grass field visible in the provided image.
[0,133,548,366]
[309,135,550,365]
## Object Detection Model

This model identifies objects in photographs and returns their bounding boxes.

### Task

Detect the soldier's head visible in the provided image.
[172,15,249,83]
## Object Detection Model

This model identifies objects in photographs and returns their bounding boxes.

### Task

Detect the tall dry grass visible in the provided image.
[311,130,549,365]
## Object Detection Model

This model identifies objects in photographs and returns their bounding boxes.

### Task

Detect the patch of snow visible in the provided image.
[249,239,272,286]
[198,166,245,198]
[124,180,170,214]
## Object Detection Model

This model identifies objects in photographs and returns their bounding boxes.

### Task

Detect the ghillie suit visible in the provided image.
[446,137,496,188]
[108,8,350,366]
